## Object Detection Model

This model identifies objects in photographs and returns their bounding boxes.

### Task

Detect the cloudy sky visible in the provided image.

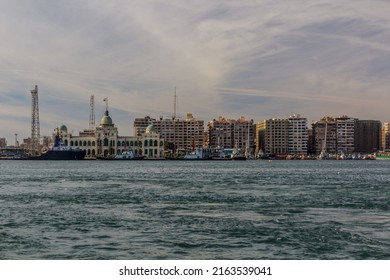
[1,0,390,142]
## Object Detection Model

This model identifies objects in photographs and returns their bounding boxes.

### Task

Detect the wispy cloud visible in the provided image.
[1,0,390,141]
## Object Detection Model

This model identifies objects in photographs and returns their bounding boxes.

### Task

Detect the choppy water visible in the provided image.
[0,160,389,260]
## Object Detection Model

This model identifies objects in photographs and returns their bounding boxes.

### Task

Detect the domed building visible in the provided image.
[95,109,118,157]
[141,124,164,158]
[57,102,164,159]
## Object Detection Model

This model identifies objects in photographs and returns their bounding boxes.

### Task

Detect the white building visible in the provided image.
[58,109,164,159]
[288,114,308,155]
[336,116,357,154]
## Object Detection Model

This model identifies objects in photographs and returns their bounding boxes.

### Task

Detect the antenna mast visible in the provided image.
[31,85,40,154]
[173,87,176,153]
[173,87,177,120]
[89,95,95,130]
[104,97,108,112]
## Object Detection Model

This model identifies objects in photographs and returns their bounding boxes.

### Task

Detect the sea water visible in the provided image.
[0,160,389,259]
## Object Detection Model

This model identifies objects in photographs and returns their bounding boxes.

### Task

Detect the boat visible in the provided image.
[184,148,212,160]
[114,150,145,160]
[375,153,390,160]
[231,148,246,160]
[28,132,86,160]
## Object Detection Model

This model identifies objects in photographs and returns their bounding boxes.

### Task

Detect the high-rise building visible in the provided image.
[256,118,289,155]
[134,113,204,152]
[208,116,255,154]
[288,114,308,155]
[208,116,234,149]
[133,116,156,137]
[312,117,337,155]
[336,116,357,154]
[382,123,390,152]
[355,120,381,153]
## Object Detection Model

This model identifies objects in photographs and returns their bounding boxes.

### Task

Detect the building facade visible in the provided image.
[382,123,390,152]
[208,116,255,155]
[134,113,204,153]
[256,118,289,156]
[288,114,308,155]
[312,117,337,155]
[59,109,164,158]
[354,120,381,153]
[335,116,357,154]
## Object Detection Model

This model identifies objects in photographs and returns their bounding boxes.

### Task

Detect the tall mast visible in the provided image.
[89,95,95,131]
[104,97,108,112]
[31,85,40,154]
[173,87,176,153]
[322,122,328,154]
[173,87,177,120]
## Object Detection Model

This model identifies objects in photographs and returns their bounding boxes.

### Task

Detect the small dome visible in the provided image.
[100,110,113,126]
[146,124,156,134]
[59,124,68,132]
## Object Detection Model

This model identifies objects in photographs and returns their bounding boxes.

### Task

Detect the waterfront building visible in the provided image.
[382,123,390,152]
[256,118,289,156]
[312,117,337,155]
[0,138,6,148]
[133,116,155,137]
[134,113,204,153]
[140,124,164,158]
[208,116,234,149]
[307,129,316,155]
[288,114,308,155]
[354,120,381,153]
[59,109,164,158]
[336,116,357,155]
[208,116,255,154]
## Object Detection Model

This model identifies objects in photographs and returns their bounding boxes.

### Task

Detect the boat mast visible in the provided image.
[173,87,177,154]
[322,122,328,155]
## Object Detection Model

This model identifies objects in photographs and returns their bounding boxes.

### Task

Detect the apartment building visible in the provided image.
[133,113,204,152]
[288,114,308,155]
[256,118,289,155]
[382,123,390,152]
[336,116,357,154]
[312,117,337,154]
[354,120,381,153]
[208,116,255,153]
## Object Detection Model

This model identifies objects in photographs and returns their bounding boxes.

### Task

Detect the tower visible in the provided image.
[89,95,95,131]
[31,85,40,153]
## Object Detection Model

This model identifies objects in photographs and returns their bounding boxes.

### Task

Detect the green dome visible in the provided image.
[59,124,68,132]
[100,110,113,126]
[146,124,156,134]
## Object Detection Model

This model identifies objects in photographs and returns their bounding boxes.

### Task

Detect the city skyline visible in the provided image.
[1,1,390,142]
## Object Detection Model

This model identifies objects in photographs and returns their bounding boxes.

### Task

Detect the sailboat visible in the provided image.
[318,122,328,160]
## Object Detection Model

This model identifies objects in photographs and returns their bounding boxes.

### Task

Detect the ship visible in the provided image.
[28,132,86,160]
[375,153,390,160]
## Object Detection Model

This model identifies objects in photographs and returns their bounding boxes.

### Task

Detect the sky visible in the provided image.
[1,0,390,143]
